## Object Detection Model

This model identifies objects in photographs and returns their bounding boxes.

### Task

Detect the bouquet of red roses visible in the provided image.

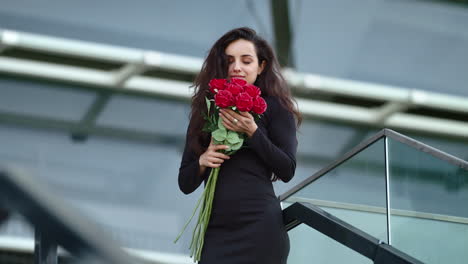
[174,78,267,261]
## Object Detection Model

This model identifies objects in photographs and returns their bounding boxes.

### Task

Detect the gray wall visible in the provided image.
[290,0,468,97]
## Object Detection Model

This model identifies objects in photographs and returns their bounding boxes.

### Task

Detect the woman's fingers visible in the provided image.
[219,112,232,127]
[208,163,221,168]
[208,149,230,160]
[220,111,244,133]
[219,109,233,120]
[220,109,241,123]
[209,141,226,150]
[213,144,229,151]
[224,108,240,117]
[205,156,226,168]
[222,120,235,131]
[200,155,224,168]
[220,115,234,128]
[238,111,253,119]
[208,157,225,164]
[202,158,220,168]
[211,151,230,160]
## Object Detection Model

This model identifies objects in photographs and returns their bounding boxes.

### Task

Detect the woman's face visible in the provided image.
[225,39,265,84]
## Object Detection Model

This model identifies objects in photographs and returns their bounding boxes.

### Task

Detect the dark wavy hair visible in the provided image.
[188,27,302,155]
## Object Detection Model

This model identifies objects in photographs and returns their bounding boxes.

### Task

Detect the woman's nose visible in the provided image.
[233,61,241,72]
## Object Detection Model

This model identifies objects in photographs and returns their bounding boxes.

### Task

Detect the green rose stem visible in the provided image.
[194,167,218,260]
[174,166,220,262]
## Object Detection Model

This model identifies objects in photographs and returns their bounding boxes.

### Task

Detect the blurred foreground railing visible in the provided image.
[0,167,142,264]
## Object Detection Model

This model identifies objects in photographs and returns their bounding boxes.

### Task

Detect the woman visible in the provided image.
[178,27,301,264]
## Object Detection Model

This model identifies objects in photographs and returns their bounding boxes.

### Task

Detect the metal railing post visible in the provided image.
[34,228,58,264]
[384,136,392,245]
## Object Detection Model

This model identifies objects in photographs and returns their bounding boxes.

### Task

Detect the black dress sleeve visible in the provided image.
[178,123,211,194]
[247,97,298,182]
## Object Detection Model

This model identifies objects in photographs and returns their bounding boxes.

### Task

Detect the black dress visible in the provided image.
[178,96,298,264]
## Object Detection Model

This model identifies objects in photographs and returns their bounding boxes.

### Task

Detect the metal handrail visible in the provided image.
[283,202,424,263]
[280,128,468,201]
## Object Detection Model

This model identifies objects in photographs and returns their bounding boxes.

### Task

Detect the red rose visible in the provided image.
[209,79,227,94]
[215,90,234,108]
[244,84,261,98]
[230,78,247,86]
[226,82,244,96]
[252,96,267,114]
[235,92,254,112]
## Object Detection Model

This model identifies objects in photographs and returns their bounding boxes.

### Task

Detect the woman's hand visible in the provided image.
[199,139,230,169]
[219,109,258,138]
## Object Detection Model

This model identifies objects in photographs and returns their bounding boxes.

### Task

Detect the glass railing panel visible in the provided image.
[288,222,372,264]
[283,138,387,242]
[388,137,468,264]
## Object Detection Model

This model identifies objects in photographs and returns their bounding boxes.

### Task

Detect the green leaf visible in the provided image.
[212,138,224,145]
[205,97,211,117]
[211,111,217,124]
[223,140,231,152]
[226,131,241,144]
[212,128,227,141]
[203,112,218,132]
[218,115,226,130]
[230,137,244,151]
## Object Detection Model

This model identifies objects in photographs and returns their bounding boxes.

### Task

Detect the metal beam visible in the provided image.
[0,29,202,72]
[2,29,468,142]
[0,29,142,64]
[283,69,468,114]
[1,55,468,141]
[373,102,410,124]
[70,92,112,142]
[0,110,183,146]
[70,61,149,142]
[112,63,146,87]
[0,57,192,101]
[2,29,468,115]
[271,0,294,67]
